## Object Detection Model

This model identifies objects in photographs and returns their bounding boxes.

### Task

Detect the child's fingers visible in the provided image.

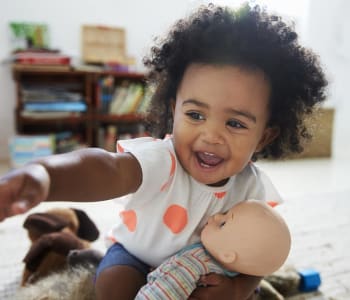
[0,200,29,221]
[198,273,224,286]
[10,200,30,215]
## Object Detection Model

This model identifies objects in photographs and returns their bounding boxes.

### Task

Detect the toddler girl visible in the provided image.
[0,3,327,299]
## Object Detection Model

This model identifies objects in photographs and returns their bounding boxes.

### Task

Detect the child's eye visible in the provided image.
[219,221,226,228]
[226,119,246,129]
[186,111,205,121]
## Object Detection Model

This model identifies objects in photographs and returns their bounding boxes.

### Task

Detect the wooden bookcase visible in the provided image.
[12,64,147,151]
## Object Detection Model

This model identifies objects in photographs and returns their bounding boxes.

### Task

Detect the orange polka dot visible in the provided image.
[214,192,226,199]
[120,210,137,232]
[117,143,125,153]
[163,205,188,234]
[267,201,279,208]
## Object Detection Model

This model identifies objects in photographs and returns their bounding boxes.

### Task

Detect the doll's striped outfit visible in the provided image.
[136,242,238,300]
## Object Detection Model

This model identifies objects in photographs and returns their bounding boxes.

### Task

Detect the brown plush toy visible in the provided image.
[21,207,99,286]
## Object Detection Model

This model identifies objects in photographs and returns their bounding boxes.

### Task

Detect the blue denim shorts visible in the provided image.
[95,243,151,279]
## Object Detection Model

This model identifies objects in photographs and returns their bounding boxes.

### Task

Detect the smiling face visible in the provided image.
[172,63,277,186]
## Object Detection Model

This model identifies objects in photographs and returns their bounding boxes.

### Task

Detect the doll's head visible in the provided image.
[201,200,291,276]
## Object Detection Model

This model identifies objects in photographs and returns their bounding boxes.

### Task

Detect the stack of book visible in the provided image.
[9,134,54,168]
[12,50,71,71]
[20,83,87,118]
[9,132,84,167]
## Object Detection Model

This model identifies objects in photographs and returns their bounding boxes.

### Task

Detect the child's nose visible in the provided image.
[201,122,224,145]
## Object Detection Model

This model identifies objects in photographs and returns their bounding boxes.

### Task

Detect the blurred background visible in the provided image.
[0,0,349,162]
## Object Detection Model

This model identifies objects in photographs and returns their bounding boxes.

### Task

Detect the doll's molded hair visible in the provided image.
[211,200,291,276]
[143,3,327,160]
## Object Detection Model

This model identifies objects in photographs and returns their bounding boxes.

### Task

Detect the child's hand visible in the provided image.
[190,273,260,300]
[190,273,233,300]
[0,164,50,221]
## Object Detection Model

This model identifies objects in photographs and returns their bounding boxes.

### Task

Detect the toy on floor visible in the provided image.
[259,265,322,299]
[15,248,104,300]
[21,207,99,286]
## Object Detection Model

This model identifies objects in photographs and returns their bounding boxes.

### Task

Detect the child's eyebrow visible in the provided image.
[182,99,208,108]
[225,108,257,123]
[182,99,257,123]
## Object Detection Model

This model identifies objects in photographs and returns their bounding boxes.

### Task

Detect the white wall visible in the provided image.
[0,0,349,160]
[304,0,350,158]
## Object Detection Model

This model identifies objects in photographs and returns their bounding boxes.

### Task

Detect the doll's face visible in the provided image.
[201,205,241,261]
[200,200,291,275]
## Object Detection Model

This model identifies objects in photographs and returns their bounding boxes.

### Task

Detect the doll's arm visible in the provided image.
[136,253,201,300]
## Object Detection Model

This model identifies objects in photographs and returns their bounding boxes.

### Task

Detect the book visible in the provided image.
[9,134,55,168]
[13,63,71,72]
[21,88,83,102]
[14,52,71,65]
[137,85,153,113]
[21,111,82,119]
[109,81,129,114]
[117,84,143,114]
[24,102,87,112]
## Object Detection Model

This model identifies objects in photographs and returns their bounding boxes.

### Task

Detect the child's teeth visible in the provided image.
[204,152,214,156]
[197,152,223,166]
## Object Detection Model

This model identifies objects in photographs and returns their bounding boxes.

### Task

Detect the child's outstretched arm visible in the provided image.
[190,273,261,300]
[0,148,142,221]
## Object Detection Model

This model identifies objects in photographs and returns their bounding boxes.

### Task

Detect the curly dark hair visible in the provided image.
[143,3,327,160]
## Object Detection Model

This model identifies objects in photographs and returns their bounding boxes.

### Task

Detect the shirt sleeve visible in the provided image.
[243,163,284,205]
[258,168,284,204]
[117,137,176,203]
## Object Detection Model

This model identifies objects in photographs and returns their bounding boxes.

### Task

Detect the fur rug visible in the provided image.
[14,264,96,300]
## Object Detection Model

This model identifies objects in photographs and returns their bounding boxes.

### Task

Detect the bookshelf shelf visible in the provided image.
[18,114,90,124]
[12,64,147,151]
[95,113,145,123]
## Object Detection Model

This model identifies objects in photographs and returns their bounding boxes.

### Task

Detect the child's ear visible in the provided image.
[218,251,237,265]
[171,99,176,116]
[256,126,280,152]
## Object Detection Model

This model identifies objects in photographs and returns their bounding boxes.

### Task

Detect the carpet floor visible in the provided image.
[0,189,349,299]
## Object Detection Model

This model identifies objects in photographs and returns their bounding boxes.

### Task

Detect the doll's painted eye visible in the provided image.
[219,221,226,228]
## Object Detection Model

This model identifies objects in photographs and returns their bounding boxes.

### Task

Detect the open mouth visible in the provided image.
[196,151,223,168]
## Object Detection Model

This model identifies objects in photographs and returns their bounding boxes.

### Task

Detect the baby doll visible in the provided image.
[136,200,291,299]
